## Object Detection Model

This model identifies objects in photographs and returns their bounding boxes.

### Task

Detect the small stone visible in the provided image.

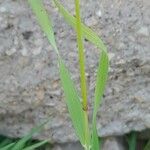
[118,42,126,49]
[127,70,134,76]
[52,145,62,150]
[5,48,16,56]
[0,108,6,114]
[14,37,19,46]
[108,52,115,60]
[85,16,98,27]
[0,17,3,22]
[141,65,150,74]
[113,85,123,93]
[21,48,28,56]
[36,89,45,101]
[96,10,102,17]
[115,59,125,65]
[32,47,42,55]
[145,115,150,128]
[137,26,149,36]
[0,7,6,13]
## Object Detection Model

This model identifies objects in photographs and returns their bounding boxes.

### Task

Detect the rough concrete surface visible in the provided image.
[0,0,150,144]
[102,137,126,150]
[51,142,83,150]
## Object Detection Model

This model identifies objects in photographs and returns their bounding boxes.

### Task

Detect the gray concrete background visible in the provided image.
[0,0,150,145]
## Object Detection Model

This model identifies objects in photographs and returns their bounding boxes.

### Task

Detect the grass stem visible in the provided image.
[128,132,137,150]
[75,0,90,149]
[75,0,87,111]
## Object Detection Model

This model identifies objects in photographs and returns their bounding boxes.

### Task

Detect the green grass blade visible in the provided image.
[53,0,109,112]
[91,51,108,150]
[29,1,109,149]
[28,0,58,53]
[93,50,109,117]
[144,140,150,150]
[53,0,107,53]
[75,0,90,148]
[58,58,85,146]
[0,143,15,150]
[22,140,48,150]
[29,0,86,146]
[127,132,137,150]
[12,121,47,150]
[0,139,12,148]
[90,123,99,150]
[53,1,109,149]
[75,0,87,111]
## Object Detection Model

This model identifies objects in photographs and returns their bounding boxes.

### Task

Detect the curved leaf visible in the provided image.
[59,59,86,145]
[22,140,48,150]
[53,1,109,149]
[28,0,58,53]
[0,143,15,150]
[12,121,48,150]
[144,140,150,150]
[28,0,86,145]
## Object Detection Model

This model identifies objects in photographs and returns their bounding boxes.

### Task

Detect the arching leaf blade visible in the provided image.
[93,50,109,117]
[12,121,48,150]
[28,0,58,53]
[91,50,108,150]
[144,140,150,150]
[53,0,107,53]
[53,2,109,149]
[22,140,48,150]
[91,123,100,150]
[0,143,15,150]
[58,58,85,146]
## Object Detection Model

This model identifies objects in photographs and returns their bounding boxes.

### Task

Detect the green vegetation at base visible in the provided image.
[0,122,48,150]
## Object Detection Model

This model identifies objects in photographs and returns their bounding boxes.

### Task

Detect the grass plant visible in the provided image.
[28,0,109,150]
[144,140,150,150]
[127,132,150,150]
[0,122,48,150]
[127,132,137,150]
[1,0,149,150]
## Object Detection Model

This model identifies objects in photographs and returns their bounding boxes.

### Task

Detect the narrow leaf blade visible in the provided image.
[127,132,137,150]
[91,50,108,150]
[91,122,99,150]
[144,140,150,150]
[28,0,58,52]
[22,140,48,150]
[53,0,109,112]
[12,121,48,150]
[59,58,85,146]
[93,50,109,116]
[53,1,109,149]
[0,139,12,148]
[0,143,15,150]
[53,0,107,53]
